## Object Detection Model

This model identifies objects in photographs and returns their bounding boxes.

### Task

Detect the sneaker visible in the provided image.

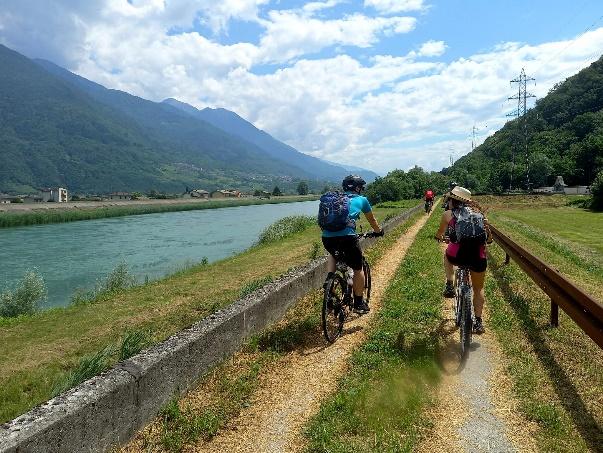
[443,281,455,298]
[473,317,485,334]
[353,299,370,314]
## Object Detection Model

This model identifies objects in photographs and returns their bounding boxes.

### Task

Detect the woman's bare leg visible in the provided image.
[469,270,486,318]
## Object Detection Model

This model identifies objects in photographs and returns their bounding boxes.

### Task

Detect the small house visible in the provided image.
[109,192,132,201]
[184,189,210,199]
[210,190,240,199]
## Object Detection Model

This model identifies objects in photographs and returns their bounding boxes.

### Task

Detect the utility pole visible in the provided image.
[507,68,535,190]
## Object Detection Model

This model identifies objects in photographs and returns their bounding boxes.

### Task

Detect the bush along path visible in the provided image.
[122,206,433,452]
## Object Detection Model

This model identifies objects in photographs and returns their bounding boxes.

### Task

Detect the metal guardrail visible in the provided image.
[490,224,603,349]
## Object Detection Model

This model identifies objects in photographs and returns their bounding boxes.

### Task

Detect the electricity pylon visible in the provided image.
[507,68,535,190]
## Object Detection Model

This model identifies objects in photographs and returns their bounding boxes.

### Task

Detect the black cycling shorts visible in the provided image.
[446,248,487,273]
[322,235,363,270]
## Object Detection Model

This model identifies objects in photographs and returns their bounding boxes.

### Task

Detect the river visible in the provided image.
[0,200,319,309]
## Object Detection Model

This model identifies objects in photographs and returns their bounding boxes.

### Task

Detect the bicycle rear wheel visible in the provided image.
[460,290,473,358]
[322,274,346,343]
[363,258,372,303]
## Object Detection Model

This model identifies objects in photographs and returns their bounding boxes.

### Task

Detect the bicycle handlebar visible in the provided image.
[359,230,385,239]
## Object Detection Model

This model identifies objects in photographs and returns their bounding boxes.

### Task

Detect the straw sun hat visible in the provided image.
[446,186,472,203]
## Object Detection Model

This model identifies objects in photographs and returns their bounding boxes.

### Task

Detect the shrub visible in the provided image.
[0,270,47,318]
[591,170,603,211]
[257,215,315,244]
[70,262,136,306]
[309,241,322,260]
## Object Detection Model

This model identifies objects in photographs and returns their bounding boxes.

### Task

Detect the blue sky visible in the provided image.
[1,0,602,174]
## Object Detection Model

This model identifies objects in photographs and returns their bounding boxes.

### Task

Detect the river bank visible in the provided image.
[0,195,318,228]
[0,200,419,424]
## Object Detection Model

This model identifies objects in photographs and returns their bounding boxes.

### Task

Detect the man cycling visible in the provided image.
[424,189,435,213]
[321,175,383,314]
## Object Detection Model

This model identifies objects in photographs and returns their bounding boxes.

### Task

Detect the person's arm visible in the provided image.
[434,211,451,241]
[484,216,493,244]
[364,211,382,233]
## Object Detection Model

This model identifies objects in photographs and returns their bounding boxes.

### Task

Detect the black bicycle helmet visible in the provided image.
[342,175,366,191]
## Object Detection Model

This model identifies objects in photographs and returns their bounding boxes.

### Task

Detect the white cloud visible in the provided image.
[1,2,602,176]
[364,0,426,14]
[417,39,446,57]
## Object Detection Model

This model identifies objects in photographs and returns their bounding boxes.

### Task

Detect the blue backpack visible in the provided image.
[318,192,356,232]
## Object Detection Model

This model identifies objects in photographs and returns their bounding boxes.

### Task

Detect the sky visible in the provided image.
[0,0,602,175]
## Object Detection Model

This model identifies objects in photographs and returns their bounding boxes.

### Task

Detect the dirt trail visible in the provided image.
[192,209,434,453]
[418,260,537,453]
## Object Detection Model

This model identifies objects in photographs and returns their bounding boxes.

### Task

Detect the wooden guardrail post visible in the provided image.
[550,300,559,327]
[504,253,511,265]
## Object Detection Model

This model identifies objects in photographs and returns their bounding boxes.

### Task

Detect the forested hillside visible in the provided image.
[447,55,603,192]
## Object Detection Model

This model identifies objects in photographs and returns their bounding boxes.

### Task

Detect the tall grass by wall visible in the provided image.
[0,196,318,229]
[256,215,316,244]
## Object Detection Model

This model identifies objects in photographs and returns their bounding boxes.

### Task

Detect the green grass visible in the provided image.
[0,203,414,424]
[0,195,318,229]
[482,197,603,452]
[304,213,443,452]
[491,206,603,256]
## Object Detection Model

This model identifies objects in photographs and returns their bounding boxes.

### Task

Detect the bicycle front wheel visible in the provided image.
[322,274,346,343]
[363,258,372,303]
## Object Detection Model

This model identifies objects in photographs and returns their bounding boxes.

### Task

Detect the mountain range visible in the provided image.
[0,44,377,194]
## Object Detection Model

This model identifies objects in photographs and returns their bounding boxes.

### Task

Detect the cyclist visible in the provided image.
[322,175,383,314]
[434,186,491,334]
[424,189,435,213]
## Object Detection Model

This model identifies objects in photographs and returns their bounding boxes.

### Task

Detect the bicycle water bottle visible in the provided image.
[346,268,354,287]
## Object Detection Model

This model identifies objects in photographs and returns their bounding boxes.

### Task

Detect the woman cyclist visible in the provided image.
[434,186,491,334]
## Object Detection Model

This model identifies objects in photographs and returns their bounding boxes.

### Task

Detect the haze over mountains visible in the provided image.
[0,44,377,194]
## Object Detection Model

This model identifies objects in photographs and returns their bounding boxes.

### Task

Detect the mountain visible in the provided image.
[34,59,315,182]
[0,44,170,193]
[317,158,379,182]
[163,98,379,183]
[446,55,603,192]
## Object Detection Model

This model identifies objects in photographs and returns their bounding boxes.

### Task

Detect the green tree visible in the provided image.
[297,181,309,195]
[272,186,282,196]
[529,153,553,188]
[590,170,603,211]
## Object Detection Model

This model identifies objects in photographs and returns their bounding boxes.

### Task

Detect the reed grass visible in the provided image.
[0,196,318,229]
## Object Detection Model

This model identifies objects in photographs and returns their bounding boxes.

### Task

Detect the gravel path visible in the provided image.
[192,210,435,453]
[418,278,535,453]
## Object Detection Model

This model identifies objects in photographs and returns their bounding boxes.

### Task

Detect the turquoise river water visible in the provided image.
[0,200,319,309]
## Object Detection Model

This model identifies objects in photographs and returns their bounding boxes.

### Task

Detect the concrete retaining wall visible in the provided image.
[0,204,421,453]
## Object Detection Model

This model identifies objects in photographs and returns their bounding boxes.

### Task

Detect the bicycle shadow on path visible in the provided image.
[433,306,482,376]
[489,254,602,452]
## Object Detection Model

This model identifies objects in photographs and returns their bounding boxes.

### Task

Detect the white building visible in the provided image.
[40,187,68,202]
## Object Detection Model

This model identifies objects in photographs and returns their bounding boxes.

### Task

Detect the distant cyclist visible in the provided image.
[424,189,435,213]
[434,186,491,334]
[319,175,383,314]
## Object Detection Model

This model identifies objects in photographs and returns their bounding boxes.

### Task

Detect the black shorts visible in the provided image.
[446,246,487,273]
[322,235,363,270]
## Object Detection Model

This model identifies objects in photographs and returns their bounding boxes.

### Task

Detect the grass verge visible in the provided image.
[304,212,444,452]
[0,195,318,229]
[485,237,603,452]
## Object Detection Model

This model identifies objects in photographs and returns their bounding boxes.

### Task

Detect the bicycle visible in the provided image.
[322,232,379,343]
[424,199,434,213]
[436,235,473,359]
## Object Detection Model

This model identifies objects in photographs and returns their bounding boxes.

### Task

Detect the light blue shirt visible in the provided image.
[322,192,372,237]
